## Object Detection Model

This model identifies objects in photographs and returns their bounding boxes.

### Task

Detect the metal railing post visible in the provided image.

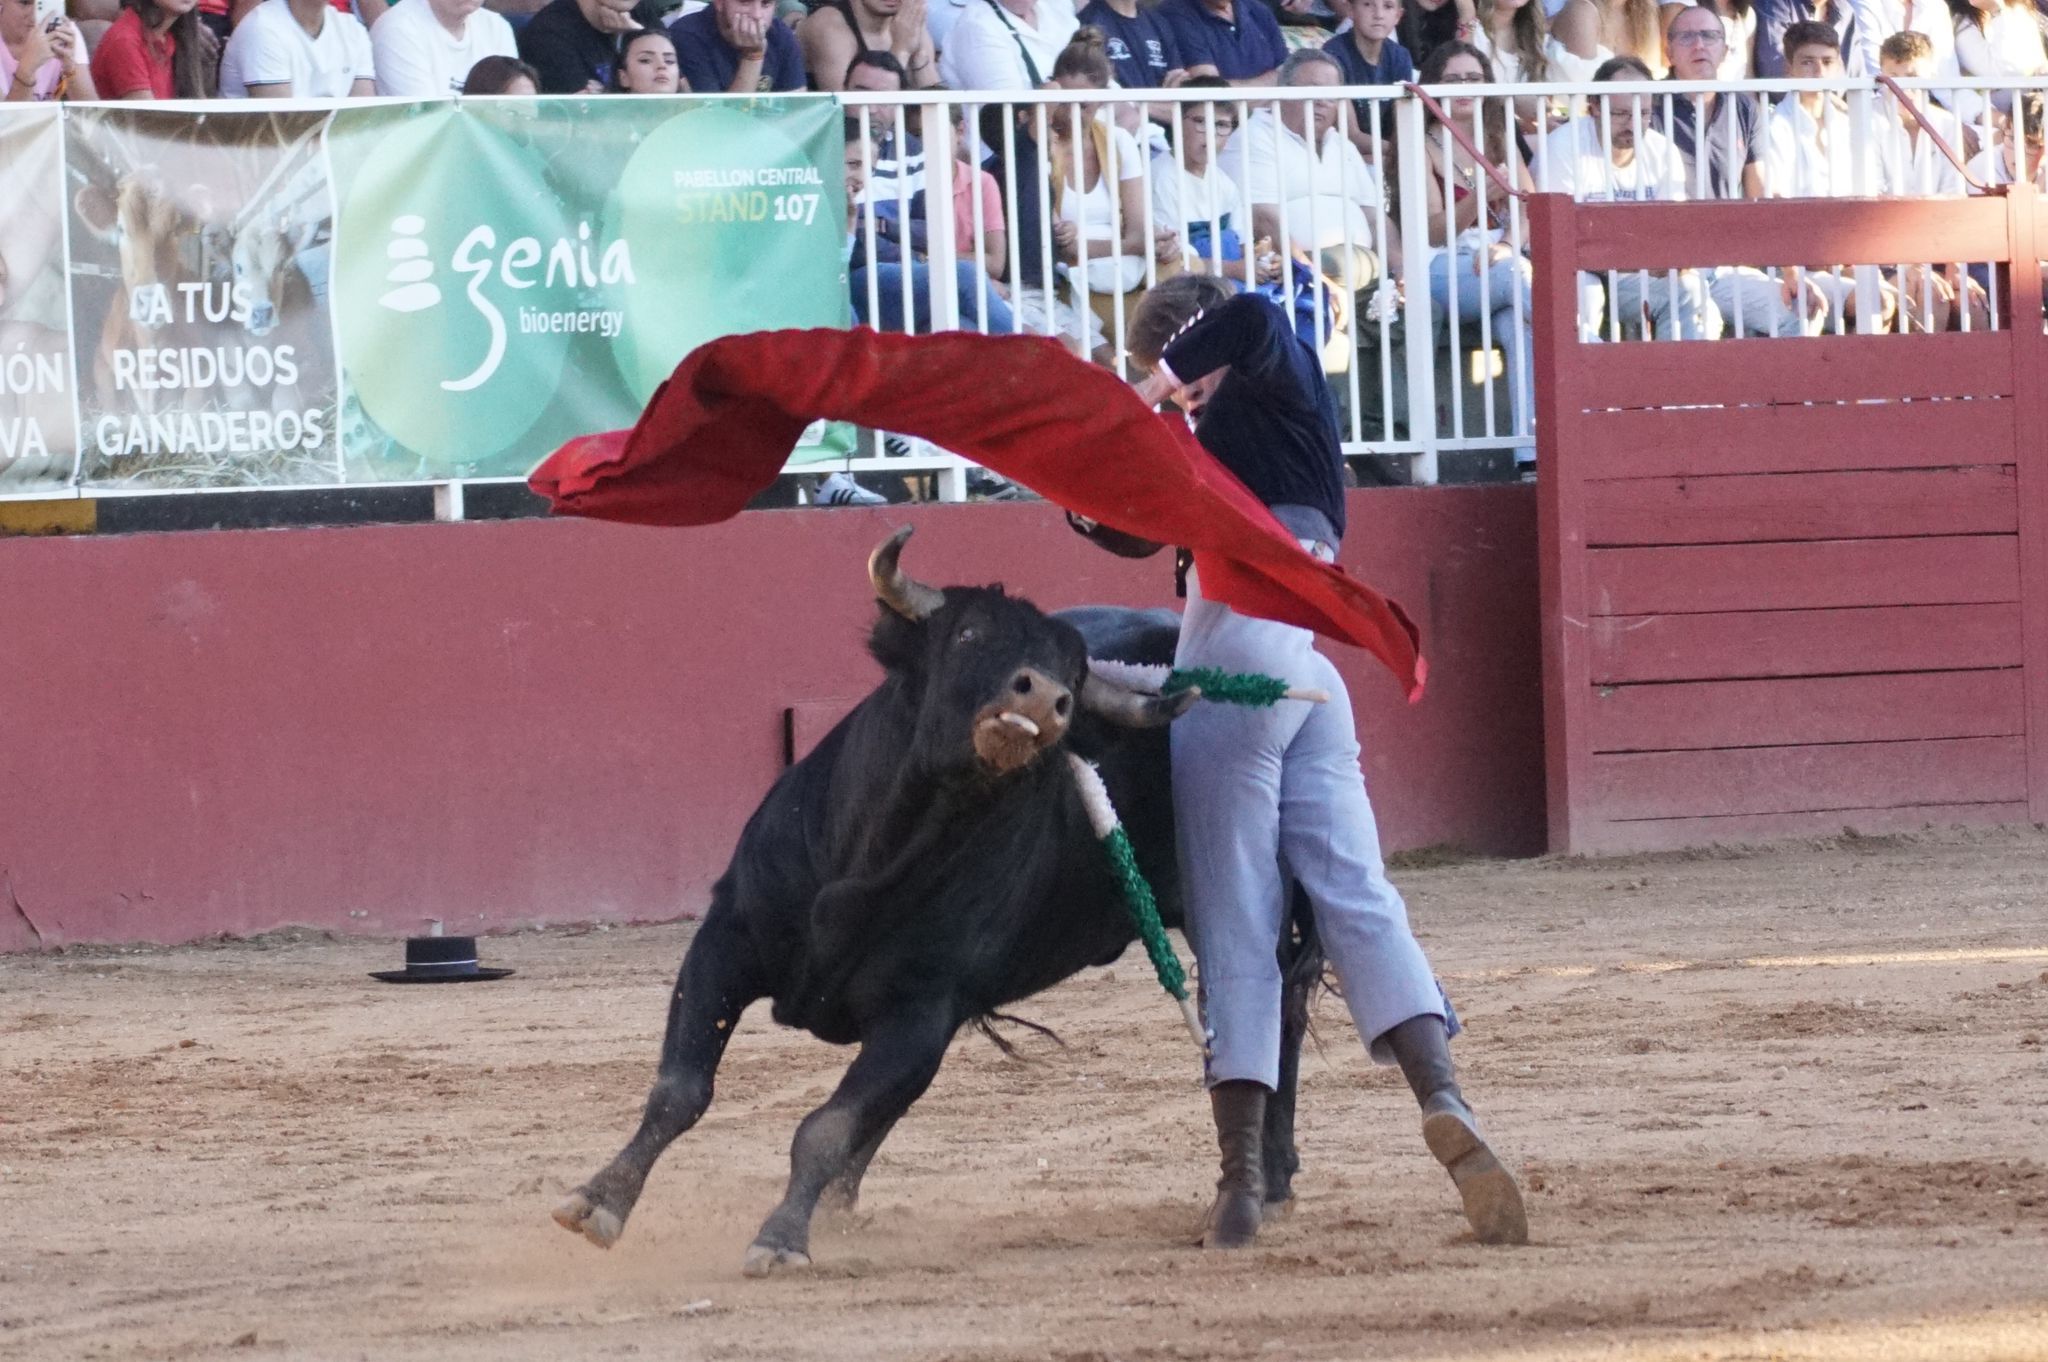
[1395,93,1440,485]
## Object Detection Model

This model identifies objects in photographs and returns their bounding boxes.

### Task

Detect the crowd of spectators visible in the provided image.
[8,0,2047,496]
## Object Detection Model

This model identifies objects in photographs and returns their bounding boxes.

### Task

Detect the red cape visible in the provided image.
[528,328,1425,700]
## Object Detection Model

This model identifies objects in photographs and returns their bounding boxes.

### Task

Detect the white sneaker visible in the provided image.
[817,472,886,507]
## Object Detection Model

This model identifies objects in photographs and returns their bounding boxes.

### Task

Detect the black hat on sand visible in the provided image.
[370,935,515,984]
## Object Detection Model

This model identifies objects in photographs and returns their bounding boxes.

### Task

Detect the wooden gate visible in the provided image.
[1530,185,2048,853]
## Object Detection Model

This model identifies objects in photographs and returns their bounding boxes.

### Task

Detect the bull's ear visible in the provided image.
[866,605,927,677]
[74,185,117,240]
[1079,671,1199,728]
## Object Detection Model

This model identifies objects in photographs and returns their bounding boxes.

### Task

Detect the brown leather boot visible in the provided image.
[1384,1015,1529,1246]
[1201,1080,1267,1249]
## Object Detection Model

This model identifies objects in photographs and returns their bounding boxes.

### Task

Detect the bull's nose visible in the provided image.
[1009,668,1073,721]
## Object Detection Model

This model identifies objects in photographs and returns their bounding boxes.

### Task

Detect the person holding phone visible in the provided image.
[2,0,98,99]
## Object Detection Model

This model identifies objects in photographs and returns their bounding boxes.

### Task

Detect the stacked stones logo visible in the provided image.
[333,109,636,472]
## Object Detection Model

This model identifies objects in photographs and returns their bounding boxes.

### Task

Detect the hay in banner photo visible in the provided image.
[64,107,341,490]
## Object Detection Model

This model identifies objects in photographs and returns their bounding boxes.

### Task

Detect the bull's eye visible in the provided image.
[956,627,976,644]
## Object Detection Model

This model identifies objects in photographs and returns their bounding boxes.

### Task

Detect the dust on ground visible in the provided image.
[3,826,2046,1362]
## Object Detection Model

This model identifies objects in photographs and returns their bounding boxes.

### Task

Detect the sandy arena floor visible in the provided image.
[3,828,2046,1362]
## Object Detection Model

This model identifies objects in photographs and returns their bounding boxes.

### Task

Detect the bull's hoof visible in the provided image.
[552,1189,626,1249]
[1422,1102,1529,1247]
[741,1243,813,1277]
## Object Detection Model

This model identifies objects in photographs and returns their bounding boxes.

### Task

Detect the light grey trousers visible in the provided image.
[1171,565,1455,1091]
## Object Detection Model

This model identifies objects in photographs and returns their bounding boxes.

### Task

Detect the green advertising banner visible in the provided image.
[326,96,849,482]
[0,97,851,493]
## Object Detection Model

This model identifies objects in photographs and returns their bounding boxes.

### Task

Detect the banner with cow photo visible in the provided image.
[0,106,77,491]
[324,96,850,482]
[7,97,854,493]
[64,106,341,489]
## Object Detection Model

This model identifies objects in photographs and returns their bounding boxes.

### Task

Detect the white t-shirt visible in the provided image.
[1215,107,1383,254]
[1150,151,1243,246]
[1533,115,1689,201]
[1873,100,1965,196]
[222,0,375,97]
[1761,97,1882,198]
[371,0,518,97]
[937,0,1078,90]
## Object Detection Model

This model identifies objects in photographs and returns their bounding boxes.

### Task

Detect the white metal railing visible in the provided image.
[5,76,2042,512]
[839,74,2044,491]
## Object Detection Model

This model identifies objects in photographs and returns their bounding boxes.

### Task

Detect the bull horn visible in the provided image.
[868,526,946,621]
[1079,669,1200,728]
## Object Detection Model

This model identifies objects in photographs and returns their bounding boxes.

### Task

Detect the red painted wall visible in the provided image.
[0,488,1541,951]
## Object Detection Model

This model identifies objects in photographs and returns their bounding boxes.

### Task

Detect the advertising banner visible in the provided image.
[0,96,851,493]
[65,106,340,488]
[325,96,848,482]
[0,106,76,490]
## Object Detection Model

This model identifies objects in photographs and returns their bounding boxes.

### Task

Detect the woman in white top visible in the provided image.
[1414,42,1536,454]
[1948,0,2047,122]
[937,0,1076,88]
[1045,29,1176,295]
[1468,0,1600,133]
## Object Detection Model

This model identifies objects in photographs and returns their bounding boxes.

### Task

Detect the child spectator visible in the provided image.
[800,0,937,89]
[1323,0,1413,85]
[221,0,375,96]
[517,0,667,92]
[1157,0,1287,82]
[2,0,97,99]
[1075,0,1185,86]
[372,0,519,95]
[1152,77,1255,273]
[936,0,1077,90]
[90,0,212,98]
[1760,19,1892,329]
[611,23,680,84]
[1969,88,2047,187]
[1750,0,1847,76]
[461,49,539,85]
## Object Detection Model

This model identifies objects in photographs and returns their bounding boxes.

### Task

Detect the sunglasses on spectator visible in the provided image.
[1435,74,1487,84]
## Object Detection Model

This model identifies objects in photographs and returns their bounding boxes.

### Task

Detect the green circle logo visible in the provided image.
[607,103,849,399]
[334,108,578,472]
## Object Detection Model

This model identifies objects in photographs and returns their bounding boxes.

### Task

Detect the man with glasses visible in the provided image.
[1654,4,1827,335]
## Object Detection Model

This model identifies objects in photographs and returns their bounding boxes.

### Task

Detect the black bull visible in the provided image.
[554,530,1324,1274]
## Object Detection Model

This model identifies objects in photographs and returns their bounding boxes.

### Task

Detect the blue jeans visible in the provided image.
[1428,246,1534,440]
[850,261,1017,335]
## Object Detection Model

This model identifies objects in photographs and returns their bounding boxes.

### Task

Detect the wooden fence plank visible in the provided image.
[1576,801,2030,853]
[1589,602,2022,684]
[1585,467,2016,548]
[1585,735,2028,820]
[1568,197,2016,274]
[1575,332,2012,410]
[1587,669,2026,753]
[2002,182,2048,821]
[1575,399,2014,483]
[1586,536,2020,616]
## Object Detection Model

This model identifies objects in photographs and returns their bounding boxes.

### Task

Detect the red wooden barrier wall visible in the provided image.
[1531,185,2048,853]
[0,490,1543,951]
